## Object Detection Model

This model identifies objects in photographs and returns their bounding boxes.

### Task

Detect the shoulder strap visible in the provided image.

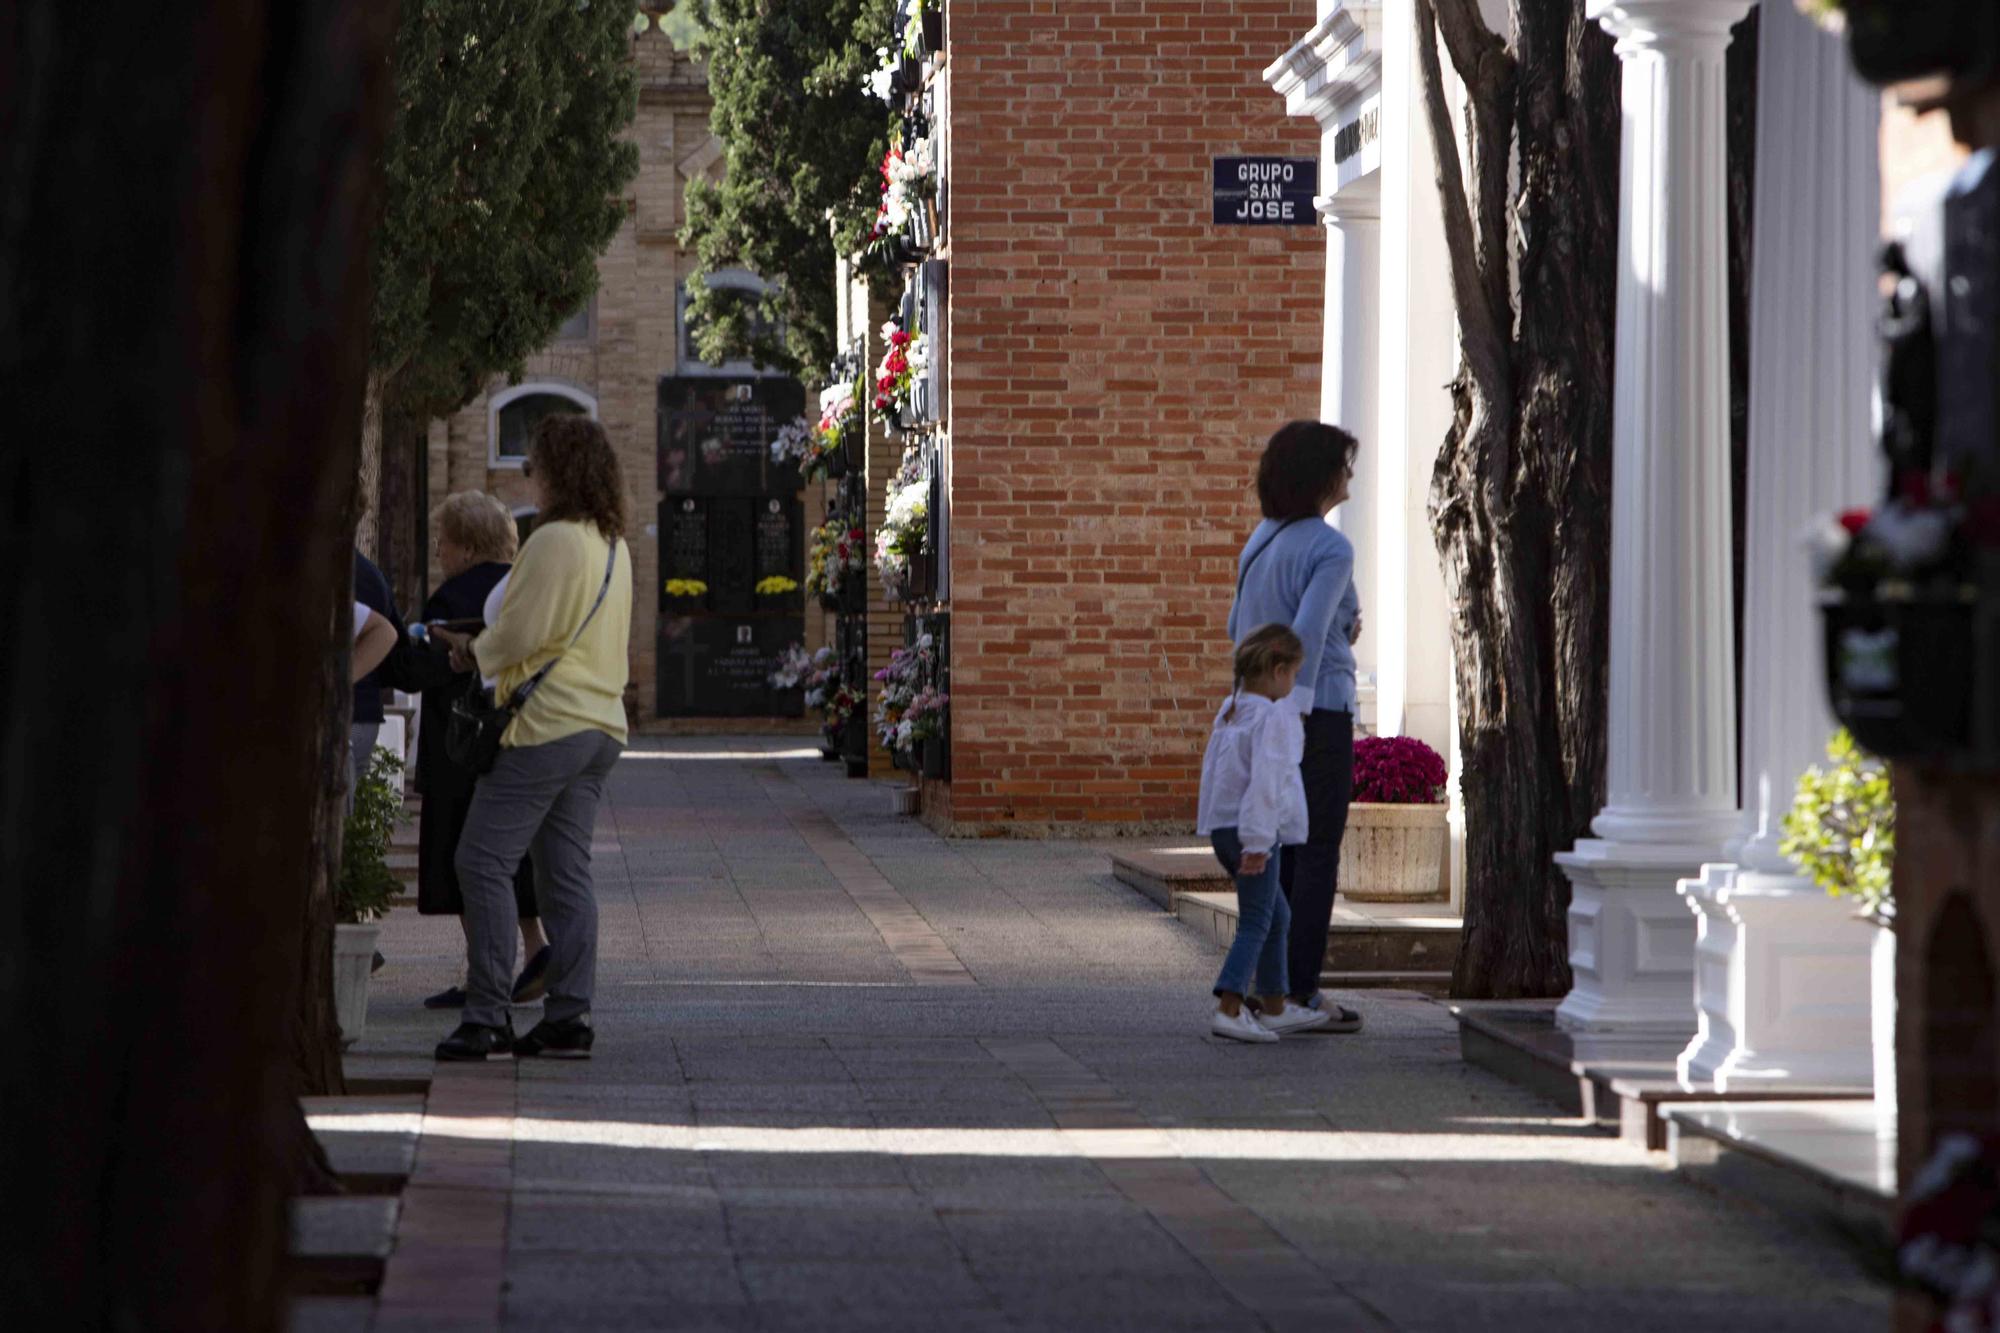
[506,538,619,710]
[1236,517,1306,597]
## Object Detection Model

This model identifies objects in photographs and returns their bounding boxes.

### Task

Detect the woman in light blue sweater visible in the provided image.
[1225,421,1365,1033]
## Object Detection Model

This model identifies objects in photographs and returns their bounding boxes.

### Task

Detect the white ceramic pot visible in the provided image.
[332,921,382,1049]
[1339,802,1450,902]
[1872,920,1897,1141]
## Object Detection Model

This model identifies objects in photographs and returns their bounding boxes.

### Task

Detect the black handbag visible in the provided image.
[445,543,618,775]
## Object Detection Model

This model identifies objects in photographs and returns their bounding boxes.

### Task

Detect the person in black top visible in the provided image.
[352,550,406,790]
[390,493,550,1009]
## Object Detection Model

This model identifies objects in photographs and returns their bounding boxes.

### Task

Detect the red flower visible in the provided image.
[1351,736,1448,804]
[1837,508,1872,536]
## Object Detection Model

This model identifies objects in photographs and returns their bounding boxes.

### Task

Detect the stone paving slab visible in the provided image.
[331,734,1892,1332]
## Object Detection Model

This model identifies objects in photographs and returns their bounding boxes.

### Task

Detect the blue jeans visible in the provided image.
[1209,827,1290,999]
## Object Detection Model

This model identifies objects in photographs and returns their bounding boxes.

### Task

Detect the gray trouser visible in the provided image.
[455,728,622,1028]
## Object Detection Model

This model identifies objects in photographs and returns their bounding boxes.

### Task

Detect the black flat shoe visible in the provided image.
[435,1018,515,1062]
[423,985,467,1010]
[511,945,552,1004]
[513,1014,593,1060]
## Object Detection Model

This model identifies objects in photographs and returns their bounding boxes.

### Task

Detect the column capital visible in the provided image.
[1317,194,1381,226]
[1587,0,1755,54]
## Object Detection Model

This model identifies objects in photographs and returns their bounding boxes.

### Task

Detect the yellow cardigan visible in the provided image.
[473,519,632,748]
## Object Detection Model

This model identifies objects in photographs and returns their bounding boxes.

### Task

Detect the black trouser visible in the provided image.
[1278,709,1353,1002]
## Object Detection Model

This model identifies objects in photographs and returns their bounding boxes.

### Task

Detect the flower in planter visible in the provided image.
[871,321,926,427]
[769,642,816,690]
[663,578,708,598]
[871,639,937,752]
[1351,736,1448,804]
[756,575,800,596]
[1780,728,1894,923]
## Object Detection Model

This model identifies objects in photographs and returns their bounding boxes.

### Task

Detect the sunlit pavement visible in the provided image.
[312,736,1887,1332]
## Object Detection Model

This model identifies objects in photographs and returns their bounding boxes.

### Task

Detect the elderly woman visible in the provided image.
[1227,421,1367,1035]
[431,416,631,1061]
[394,492,550,1010]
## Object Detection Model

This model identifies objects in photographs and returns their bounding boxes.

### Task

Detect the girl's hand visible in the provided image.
[1347,611,1364,645]
[1240,850,1270,874]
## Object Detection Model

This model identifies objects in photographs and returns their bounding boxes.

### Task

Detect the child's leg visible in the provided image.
[1211,830,1282,1009]
[1255,886,1291,1011]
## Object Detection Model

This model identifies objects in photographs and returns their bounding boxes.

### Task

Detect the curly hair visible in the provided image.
[529,414,627,540]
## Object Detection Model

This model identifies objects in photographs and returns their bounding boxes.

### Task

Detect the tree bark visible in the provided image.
[1416,0,1621,998]
[0,2,395,1324]
[378,382,429,612]
[356,367,387,558]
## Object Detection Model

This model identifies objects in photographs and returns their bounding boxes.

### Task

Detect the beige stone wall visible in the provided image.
[427,33,827,724]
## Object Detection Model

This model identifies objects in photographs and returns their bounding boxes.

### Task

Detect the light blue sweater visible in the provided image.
[1225,517,1360,716]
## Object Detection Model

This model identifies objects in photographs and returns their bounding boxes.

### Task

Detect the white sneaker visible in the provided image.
[1211,1007,1278,1044]
[1259,1001,1331,1036]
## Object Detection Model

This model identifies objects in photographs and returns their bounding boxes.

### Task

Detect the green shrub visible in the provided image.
[339,747,404,924]
[1779,729,1895,923]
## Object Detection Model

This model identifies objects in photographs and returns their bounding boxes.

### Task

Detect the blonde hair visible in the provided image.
[1226,624,1305,720]
[431,491,518,564]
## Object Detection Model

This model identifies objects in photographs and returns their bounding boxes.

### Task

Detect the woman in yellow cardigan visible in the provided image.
[432,415,632,1061]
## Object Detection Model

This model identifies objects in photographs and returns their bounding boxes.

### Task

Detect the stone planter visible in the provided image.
[1872,920,1897,1141]
[1338,802,1449,902]
[332,920,382,1049]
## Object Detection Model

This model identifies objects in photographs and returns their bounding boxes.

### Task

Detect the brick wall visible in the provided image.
[942,0,1325,830]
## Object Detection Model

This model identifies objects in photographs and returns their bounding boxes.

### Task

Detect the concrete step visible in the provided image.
[286,1195,397,1296]
[1111,846,1230,908]
[1171,889,1462,986]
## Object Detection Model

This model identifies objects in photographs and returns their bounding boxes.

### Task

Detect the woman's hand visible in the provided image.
[1240,850,1270,875]
[431,627,476,674]
[1347,611,1364,645]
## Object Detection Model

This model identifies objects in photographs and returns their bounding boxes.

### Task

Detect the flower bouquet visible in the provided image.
[863,138,937,268]
[872,636,937,766]
[871,323,926,433]
[875,448,929,601]
[805,517,869,612]
[906,686,950,779]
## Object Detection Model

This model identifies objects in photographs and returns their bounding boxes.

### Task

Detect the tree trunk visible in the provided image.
[378,383,428,612]
[1417,0,1621,998]
[356,367,386,558]
[0,3,395,1325]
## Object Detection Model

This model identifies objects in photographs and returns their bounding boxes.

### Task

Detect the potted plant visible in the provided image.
[1780,727,1897,1137]
[1338,736,1450,902]
[805,518,868,612]
[334,747,402,1048]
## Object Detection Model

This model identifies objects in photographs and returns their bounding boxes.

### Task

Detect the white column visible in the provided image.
[1556,0,1753,1034]
[1677,0,1880,1090]
[1322,202,1382,720]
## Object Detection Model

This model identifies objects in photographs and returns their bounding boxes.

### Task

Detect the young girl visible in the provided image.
[1196,625,1332,1043]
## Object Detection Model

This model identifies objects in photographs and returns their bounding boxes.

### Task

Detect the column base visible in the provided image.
[1553,838,1710,1035]
[1677,865,1874,1092]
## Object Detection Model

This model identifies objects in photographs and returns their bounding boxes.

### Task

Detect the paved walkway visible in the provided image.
[310,737,1887,1332]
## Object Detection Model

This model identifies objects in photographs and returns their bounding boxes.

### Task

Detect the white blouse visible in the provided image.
[479,573,509,690]
[1195,691,1308,854]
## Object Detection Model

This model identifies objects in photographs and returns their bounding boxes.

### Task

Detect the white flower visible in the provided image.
[868,64,895,102]
[1865,502,1953,570]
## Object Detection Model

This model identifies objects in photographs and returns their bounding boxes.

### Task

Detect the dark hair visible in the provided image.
[1255,421,1359,519]
[530,414,628,541]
